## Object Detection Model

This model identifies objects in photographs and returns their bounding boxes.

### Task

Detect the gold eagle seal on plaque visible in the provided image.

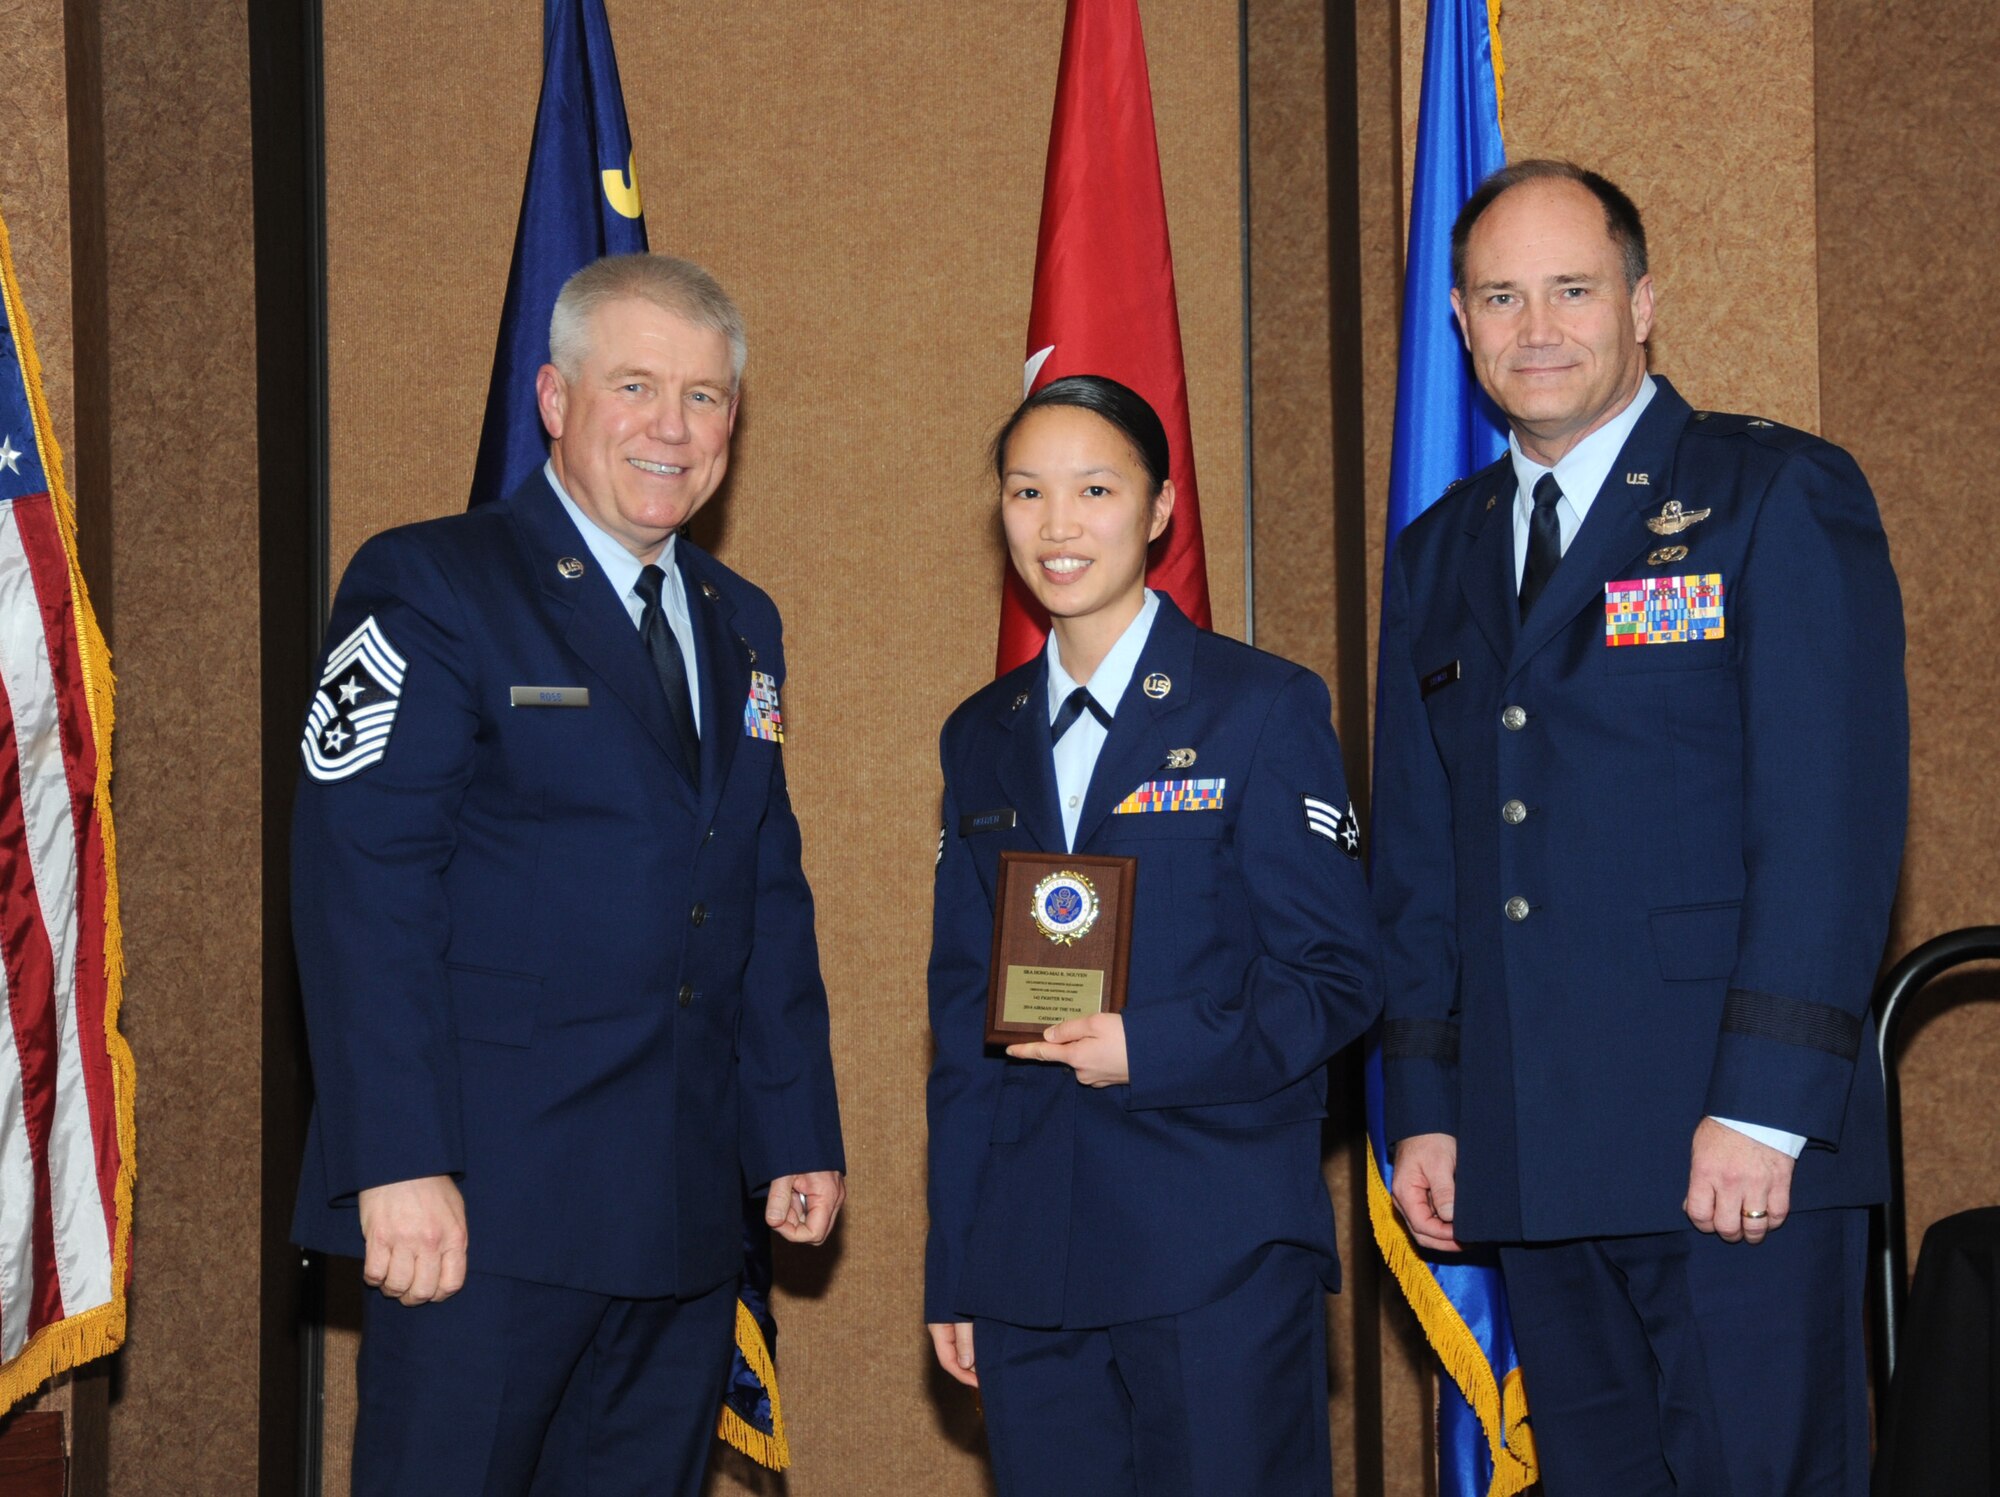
[1030,869,1100,946]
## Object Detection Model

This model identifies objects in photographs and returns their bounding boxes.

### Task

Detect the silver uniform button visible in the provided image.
[1502,705,1528,731]
[1502,799,1527,825]
[1504,896,1531,922]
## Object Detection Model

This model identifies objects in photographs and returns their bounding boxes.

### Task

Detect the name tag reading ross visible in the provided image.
[509,686,591,708]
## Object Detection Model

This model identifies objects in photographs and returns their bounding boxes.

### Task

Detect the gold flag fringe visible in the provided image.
[715,1296,791,1470]
[0,199,136,1418]
[1366,1142,1536,1496]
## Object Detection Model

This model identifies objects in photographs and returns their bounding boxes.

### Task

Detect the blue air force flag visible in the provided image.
[468,0,648,510]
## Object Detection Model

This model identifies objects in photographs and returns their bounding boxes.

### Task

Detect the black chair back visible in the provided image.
[1870,924,2000,1394]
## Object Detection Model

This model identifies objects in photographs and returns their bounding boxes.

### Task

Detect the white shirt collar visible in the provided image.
[543,460,677,609]
[1508,373,1658,531]
[1045,590,1162,724]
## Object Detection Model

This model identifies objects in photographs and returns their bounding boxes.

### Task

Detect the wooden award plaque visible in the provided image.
[984,850,1137,1047]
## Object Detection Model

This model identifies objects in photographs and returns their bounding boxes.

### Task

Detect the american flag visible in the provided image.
[0,200,133,1415]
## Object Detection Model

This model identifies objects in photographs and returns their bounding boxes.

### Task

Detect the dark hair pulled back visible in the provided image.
[990,375,1171,496]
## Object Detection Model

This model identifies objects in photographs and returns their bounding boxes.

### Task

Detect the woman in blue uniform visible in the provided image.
[924,375,1383,1495]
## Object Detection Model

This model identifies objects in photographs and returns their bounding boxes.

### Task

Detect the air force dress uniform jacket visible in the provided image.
[926,598,1384,1329]
[1373,376,1907,1243]
[290,472,845,1298]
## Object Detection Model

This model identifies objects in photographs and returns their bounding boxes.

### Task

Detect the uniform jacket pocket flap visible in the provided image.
[446,963,542,1047]
[1604,637,1732,674]
[1648,901,1741,982]
[1100,808,1229,841]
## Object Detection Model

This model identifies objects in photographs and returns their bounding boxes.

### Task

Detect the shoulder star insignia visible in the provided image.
[1645,499,1712,536]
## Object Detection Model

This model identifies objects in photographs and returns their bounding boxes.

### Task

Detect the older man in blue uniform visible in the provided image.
[1374,161,1905,1494]
[290,254,846,1495]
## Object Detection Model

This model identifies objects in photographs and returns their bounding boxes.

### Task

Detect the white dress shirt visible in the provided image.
[546,461,701,733]
[1508,374,1657,587]
[1503,386,1803,1161]
[1046,590,1161,851]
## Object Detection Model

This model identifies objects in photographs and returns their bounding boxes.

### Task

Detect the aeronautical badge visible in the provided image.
[1645,499,1711,536]
[1605,574,1725,646]
[1030,869,1100,946]
[742,670,784,742]
[1303,794,1361,857]
[301,615,406,782]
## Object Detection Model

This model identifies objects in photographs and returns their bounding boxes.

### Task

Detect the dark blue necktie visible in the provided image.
[1051,686,1113,743]
[634,564,700,787]
[1519,473,1565,621]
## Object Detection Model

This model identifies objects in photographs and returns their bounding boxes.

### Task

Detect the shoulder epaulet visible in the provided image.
[1685,410,1816,450]
[1434,451,1510,506]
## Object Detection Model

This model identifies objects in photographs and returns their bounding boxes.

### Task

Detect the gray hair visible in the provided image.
[547,253,748,385]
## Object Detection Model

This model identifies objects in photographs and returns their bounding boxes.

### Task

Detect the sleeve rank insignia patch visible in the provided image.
[301,614,406,783]
[1303,794,1362,857]
[1605,573,1725,646]
[743,669,785,742]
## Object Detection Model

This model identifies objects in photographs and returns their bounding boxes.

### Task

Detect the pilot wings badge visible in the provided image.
[1645,499,1711,536]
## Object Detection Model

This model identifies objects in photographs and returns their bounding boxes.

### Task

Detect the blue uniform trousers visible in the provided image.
[1499,1207,1869,1496]
[353,1269,738,1496]
[975,1245,1332,1497]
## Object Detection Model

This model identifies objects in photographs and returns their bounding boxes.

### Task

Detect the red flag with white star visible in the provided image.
[996,0,1212,677]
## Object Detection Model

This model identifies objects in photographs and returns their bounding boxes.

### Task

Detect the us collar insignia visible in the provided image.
[1625,472,1651,485]
[1011,691,1031,712]
[557,556,585,579]
[1164,747,1197,770]
[1142,672,1172,700]
[1646,499,1711,537]
[700,581,720,600]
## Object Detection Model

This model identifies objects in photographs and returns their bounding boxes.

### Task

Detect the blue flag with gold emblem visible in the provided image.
[468,0,647,510]
[1365,1,1536,1494]
[466,1,791,1471]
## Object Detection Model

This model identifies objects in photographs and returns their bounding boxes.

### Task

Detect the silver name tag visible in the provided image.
[509,686,590,708]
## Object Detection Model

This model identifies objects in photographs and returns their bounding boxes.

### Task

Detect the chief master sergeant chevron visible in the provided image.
[1374,161,1906,1495]
[289,254,846,1495]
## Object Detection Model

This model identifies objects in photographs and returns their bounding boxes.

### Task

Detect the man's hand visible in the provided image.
[1005,1012,1129,1086]
[1390,1133,1462,1254]
[766,1170,846,1245]
[1684,1117,1793,1244]
[357,1175,468,1305]
[928,1320,978,1388]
